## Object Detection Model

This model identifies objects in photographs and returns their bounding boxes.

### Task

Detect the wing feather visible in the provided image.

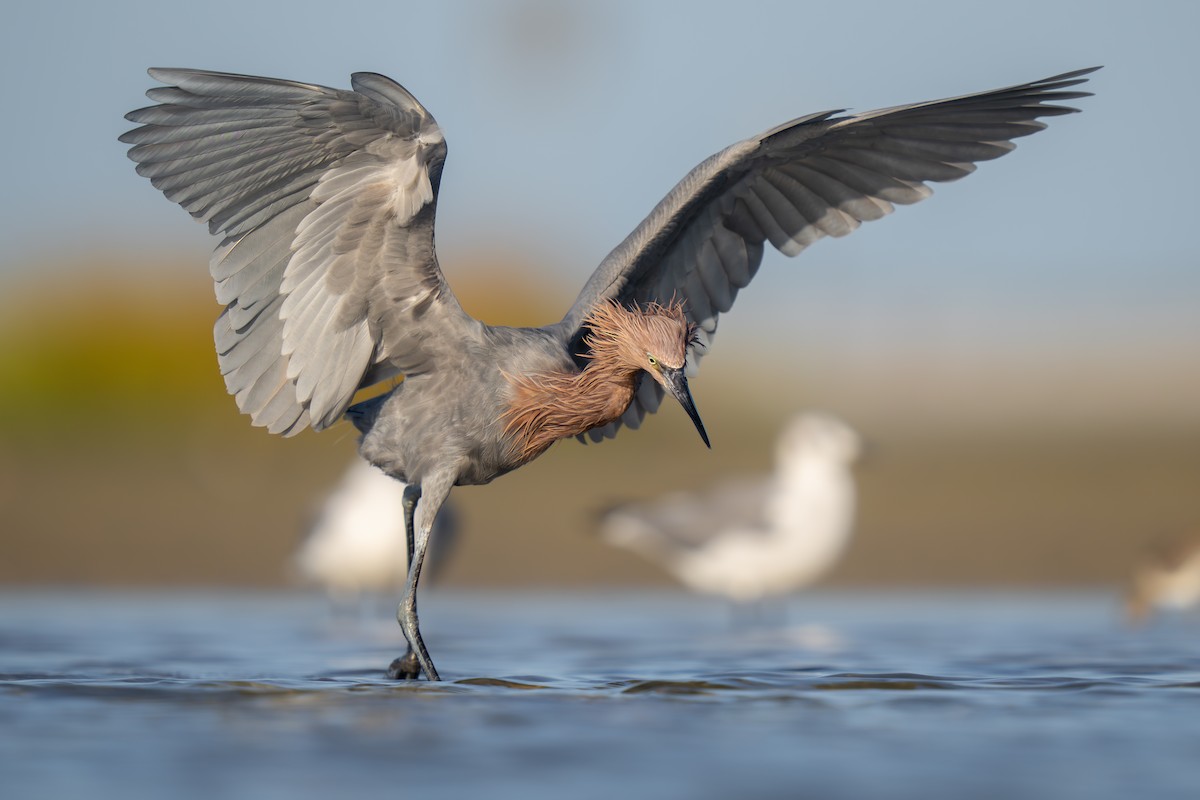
[123,68,473,435]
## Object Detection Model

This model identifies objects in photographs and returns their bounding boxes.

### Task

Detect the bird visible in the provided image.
[121,65,1096,680]
[294,457,457,604]
[1125,532,1200,624]
[598,412,859,605]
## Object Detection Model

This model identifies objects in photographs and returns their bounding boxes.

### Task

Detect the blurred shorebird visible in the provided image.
[1125,533,1200,624]
[599,413,859,604]
[122,65,1096,679]
[294,458,456,603]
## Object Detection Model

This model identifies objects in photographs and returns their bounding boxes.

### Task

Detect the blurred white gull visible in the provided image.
[1125,532,1200,624]
[295,458,456,602]
[599,413,860,603]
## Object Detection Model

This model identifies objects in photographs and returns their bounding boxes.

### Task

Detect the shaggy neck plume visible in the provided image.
[501,357,642,463]
[501,301,690,463]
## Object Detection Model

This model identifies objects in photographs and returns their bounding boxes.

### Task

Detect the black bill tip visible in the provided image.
[663,368,710,449]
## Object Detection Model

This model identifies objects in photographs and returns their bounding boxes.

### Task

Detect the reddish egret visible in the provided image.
[599,413,859,603]
[122,66,1096,680]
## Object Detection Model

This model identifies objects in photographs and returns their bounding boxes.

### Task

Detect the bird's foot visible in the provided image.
[387,650,424,680]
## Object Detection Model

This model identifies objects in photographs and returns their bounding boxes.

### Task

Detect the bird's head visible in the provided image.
[584,300,710,448]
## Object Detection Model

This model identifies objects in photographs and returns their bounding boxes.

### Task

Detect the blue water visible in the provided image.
[2,589,1198,800]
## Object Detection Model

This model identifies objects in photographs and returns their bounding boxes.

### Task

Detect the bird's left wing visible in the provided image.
[558,67,1097,442]
[123,69,470,436]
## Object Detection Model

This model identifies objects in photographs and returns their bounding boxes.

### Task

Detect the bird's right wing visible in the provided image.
[558,67,1097,442]
[123,69,474,435]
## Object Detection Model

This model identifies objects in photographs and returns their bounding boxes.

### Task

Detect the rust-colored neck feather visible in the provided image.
[502,300,691,463]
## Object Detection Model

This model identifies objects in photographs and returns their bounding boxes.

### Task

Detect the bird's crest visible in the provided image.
[582,299,696,369]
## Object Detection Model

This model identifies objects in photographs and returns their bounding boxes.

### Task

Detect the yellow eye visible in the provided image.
[647,354,658,367]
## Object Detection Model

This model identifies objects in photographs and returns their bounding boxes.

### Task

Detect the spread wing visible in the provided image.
[558,67,1098,442]
[122,68,473,436]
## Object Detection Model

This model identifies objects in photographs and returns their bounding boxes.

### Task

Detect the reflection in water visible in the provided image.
[3,589,1200,800]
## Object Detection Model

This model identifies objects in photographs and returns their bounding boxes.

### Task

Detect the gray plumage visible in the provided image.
[122,66,1096,679]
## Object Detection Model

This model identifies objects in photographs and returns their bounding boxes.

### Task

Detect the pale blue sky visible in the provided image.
[2,0,1196,360]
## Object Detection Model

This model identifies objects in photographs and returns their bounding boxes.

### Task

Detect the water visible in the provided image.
[2,588,1199,800]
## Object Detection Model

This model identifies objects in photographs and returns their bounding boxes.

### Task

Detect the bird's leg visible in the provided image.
[387,483,424,680]
[402,482,419,584]
[387,477,451,681]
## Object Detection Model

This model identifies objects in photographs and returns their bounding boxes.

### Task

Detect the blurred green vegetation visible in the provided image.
[0,262,222,443]
[2,253,1198,591]
[0,255,564,445]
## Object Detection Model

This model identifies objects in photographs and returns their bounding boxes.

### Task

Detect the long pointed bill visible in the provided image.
[662,367,710,448]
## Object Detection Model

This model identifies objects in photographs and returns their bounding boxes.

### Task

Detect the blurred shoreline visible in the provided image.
[2,256,1197,590]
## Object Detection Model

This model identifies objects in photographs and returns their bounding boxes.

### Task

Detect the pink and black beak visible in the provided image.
[662,366,710,448]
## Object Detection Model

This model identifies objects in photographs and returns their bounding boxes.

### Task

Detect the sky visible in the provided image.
[2,0,1196,395]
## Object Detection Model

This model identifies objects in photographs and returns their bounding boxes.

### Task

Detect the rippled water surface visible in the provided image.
[3,589,1199,799]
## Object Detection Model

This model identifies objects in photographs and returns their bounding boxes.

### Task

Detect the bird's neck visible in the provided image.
[501,358,643,463]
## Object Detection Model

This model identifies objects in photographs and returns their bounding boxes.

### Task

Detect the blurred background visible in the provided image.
[1,0,1197,593]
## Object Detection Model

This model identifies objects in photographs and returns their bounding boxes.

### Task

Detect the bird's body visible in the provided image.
[350,323,574,487]
[123,65,1096,680]
[600,413,859,603]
